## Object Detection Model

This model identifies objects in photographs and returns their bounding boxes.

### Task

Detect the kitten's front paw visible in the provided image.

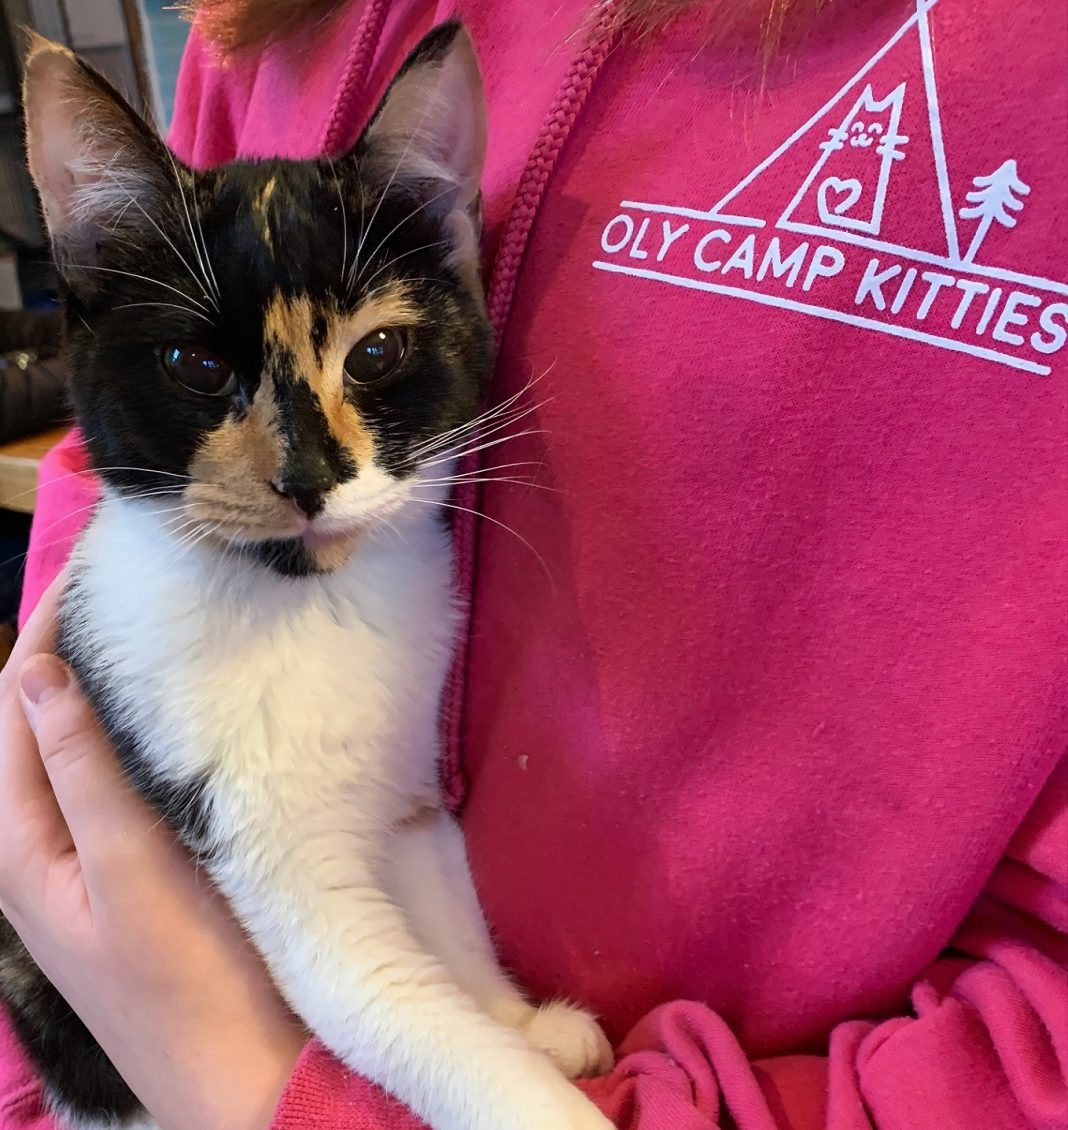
[521,1000,614,1079]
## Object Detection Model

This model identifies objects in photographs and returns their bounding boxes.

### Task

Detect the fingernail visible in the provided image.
[19,655,70,707]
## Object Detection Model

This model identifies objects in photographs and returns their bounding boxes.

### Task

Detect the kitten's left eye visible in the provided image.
[160,345,235,397]
[344,328,407,386]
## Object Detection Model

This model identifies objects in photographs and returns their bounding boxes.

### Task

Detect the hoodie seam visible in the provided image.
[441,4,624,810]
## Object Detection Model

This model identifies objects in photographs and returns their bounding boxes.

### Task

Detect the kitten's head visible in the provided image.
[23,22,493,575]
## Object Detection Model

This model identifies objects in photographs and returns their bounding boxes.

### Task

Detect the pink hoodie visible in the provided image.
[4,1,1067,1127]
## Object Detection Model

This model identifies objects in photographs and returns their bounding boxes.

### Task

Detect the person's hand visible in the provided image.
[0,577,306,1130]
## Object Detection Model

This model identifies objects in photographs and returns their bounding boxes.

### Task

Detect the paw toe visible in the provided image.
[522,1001,614,1079]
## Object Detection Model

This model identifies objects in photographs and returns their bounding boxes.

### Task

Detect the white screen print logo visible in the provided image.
[592,0,1067,376]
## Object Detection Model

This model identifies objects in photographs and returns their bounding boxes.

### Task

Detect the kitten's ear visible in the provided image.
[23,34,169,248]
[359,21,486,213]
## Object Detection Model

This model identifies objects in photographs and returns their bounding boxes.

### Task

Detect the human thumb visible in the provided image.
[19,654,156,862]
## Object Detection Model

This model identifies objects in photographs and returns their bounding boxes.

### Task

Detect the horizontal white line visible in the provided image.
[708,213,766,228]
[619,201,765,226]
[591,260,1052,376]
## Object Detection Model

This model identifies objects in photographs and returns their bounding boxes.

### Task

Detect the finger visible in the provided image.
[0,682,74,919]
[0,574,80,909]
[19,655,160,879]
[0,569,66,700]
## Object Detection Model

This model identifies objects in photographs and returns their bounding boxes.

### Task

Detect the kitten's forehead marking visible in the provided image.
[253,175,278,252]
[261,287,419,468]
[263,293,321,394]
[256,175,278,209]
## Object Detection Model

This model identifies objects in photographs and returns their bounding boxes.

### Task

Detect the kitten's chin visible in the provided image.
[234,531,361,578]
[300,528,363,572]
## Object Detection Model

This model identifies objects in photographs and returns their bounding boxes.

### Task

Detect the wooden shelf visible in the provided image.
[0,426,68,513]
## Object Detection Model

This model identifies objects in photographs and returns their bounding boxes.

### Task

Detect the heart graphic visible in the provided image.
[817,177,863,223]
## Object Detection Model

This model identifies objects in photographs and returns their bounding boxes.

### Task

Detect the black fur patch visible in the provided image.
[249,537,322,577]
[0,918,141,1122]
[56,606,216,857]
[273,370,357,487]
[310,311,329,364]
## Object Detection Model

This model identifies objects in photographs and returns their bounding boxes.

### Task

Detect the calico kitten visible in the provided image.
[1,24,613,1130]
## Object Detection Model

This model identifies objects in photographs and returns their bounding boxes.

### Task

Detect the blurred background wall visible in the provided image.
[0,0,189,309]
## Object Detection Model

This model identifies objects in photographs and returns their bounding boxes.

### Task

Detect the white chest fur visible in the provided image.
[62,497,459,834]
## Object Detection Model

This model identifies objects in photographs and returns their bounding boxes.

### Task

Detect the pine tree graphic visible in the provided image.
[958,160,1031,264]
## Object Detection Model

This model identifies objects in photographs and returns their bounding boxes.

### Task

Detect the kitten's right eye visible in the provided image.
[160,345,235,397]
[344,328,408,386]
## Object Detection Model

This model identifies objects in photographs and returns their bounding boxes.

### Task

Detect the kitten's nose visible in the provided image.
[270,474,331,519]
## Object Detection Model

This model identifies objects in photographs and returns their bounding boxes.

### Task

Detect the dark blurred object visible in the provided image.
[0,619,14,670]
[0,506,30,630]
[0,353,69,443]
[0,306,62,353]
[0,307,69,444]
[17,255,60,310]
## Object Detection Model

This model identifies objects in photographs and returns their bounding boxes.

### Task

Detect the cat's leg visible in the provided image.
[0,921,148,1130]
[212,809,613,1130]
[385,809,613,1080]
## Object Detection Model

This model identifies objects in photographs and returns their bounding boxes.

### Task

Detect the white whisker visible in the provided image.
[418,476,555,493]
[408,401,545,464]
[350,97,437,282]
[64,263,212,313]
[407,399,530,459]
[108,197,137,229]
[18,489,186,545]
[409,495,555,590]
[169,518,220,566]
[354,240,449,298]
[0,490,186,573]
[161,143,219,304]
[327,160,348,286]
[426,460,544,477]
[102,171,217,311]
[406,366,554,461]
[114,301,213,323]
[418,428,546,470]
[16,465,192,503]
[352,176,477,289]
